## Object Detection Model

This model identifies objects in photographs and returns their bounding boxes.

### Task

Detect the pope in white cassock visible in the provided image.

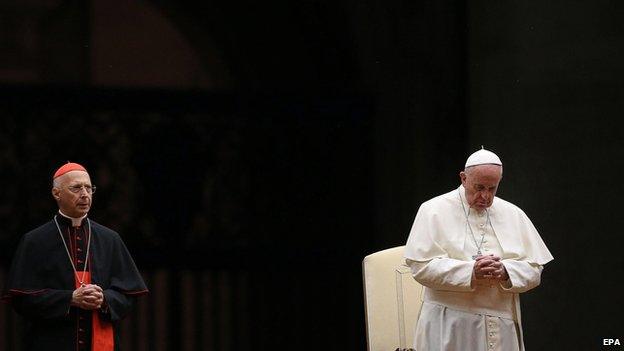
[404,148,553,351]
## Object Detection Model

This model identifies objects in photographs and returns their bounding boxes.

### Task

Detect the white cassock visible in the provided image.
[404,185,553,351]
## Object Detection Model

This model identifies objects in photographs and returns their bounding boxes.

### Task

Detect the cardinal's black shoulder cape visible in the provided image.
[2,217,148,350]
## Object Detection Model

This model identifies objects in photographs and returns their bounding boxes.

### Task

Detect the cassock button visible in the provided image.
[479,223,485,228]
[77,248,82,252]
[79,328,84,332]
[79,341,84,344]
[77,236,82,240]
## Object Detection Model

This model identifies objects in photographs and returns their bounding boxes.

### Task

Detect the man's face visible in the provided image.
[459,165,502,211]
[52,171,93,218]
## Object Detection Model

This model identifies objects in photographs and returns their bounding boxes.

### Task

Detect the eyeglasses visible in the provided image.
[67,184,97,194]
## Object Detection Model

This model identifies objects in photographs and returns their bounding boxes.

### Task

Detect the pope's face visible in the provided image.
[459,165,502,211]
[52,171,93,218]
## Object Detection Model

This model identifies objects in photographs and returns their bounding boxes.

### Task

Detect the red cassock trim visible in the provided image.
[120,289,149,296]
[7,288,49,295]
[1,288,49,302]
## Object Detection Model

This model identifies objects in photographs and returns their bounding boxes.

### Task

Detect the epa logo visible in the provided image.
[603,338,621,346]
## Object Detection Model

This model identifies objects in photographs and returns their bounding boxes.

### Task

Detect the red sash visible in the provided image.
[75,272,114,351]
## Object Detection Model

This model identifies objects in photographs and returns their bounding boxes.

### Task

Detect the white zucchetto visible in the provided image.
[465,147,502,168]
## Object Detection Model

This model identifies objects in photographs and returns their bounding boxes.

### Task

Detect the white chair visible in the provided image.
[362,246,424,351]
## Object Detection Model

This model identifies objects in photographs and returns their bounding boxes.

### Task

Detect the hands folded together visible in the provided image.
[71,284,104,310]
[473,255,509,281]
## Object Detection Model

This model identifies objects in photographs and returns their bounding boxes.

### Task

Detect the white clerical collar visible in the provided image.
[58,210,87,227]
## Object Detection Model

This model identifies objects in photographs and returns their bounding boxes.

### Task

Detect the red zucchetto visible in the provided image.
[53,162,87,179]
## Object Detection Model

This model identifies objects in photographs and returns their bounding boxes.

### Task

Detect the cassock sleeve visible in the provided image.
[11,290,73,320]
[407,258,475,292]
[405,202,475,292]
[101,289,136,322]
[500,260,543,293]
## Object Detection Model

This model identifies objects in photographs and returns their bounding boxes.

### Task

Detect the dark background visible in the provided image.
[1,1,623,350]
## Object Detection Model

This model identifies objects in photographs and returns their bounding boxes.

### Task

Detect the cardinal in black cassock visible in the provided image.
[2,162,148,351]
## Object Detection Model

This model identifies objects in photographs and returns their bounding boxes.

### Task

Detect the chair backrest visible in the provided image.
[362,246,424,351]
